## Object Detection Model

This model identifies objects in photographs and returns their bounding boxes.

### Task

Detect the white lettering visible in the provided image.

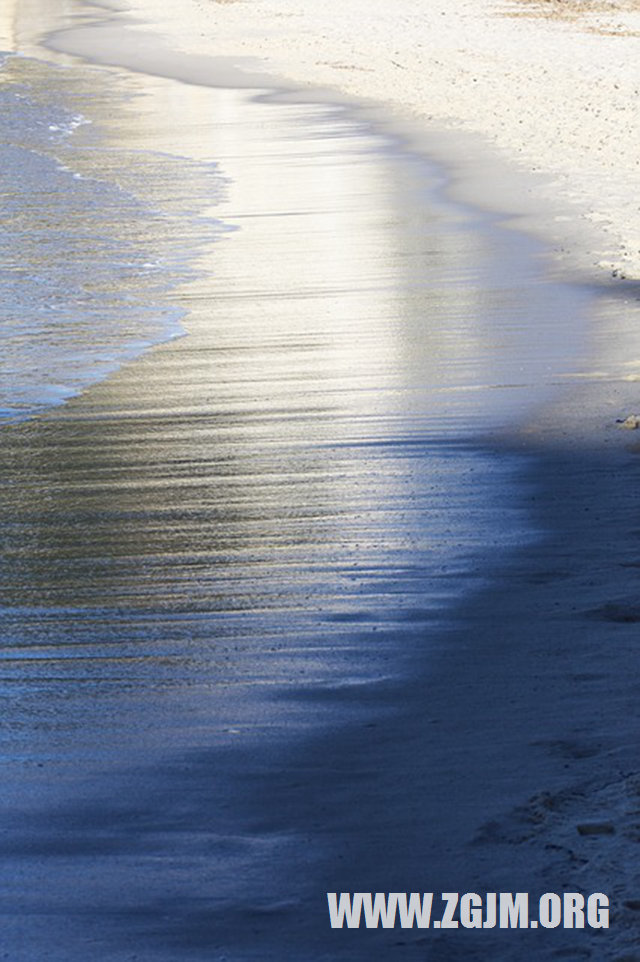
[362,893,398,929]
[460,893,483,928]
[539,893,562,928]
[396,892,434,929]
[440,892,459,928]
[587,893,609,929]
[563,892,585,928]
[327,892,363,929]
[500,892,528,928]
[484,892,497,928]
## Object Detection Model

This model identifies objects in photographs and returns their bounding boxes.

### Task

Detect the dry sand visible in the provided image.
[117,0,640,281]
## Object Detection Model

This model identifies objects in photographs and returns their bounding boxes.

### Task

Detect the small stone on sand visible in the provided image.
[617,415,640,429]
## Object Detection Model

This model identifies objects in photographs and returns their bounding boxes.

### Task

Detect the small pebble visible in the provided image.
[617,415,640,429]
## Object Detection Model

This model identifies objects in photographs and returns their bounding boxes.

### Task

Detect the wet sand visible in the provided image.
[116,0,640,282]
[1,2,640,961]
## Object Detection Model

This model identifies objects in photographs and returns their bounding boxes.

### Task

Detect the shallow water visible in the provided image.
[0,52,225,422]
[0,14,598,961]
[0,71,592,698]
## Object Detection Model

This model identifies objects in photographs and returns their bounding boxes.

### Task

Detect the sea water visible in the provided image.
[0,48,594,707]
[0,51,225,422]
[0,34,596,962]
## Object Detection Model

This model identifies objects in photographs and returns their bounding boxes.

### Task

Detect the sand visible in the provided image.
[38,0,640,411]
[106,0,640,282]
[2,0,640,959]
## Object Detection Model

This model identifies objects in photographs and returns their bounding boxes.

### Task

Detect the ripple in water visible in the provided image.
[0,53,228,423]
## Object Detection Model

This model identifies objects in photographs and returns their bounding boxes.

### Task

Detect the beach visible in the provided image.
[1,0,640,959]
[70,0,640,281]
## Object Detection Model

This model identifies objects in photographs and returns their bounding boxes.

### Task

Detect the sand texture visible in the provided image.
[101,0,640,282]
[1,0,640,959]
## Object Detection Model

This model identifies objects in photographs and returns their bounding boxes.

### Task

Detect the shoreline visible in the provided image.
[1,1,640,959]
[36,0,640,451]
[81,0,640,285]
